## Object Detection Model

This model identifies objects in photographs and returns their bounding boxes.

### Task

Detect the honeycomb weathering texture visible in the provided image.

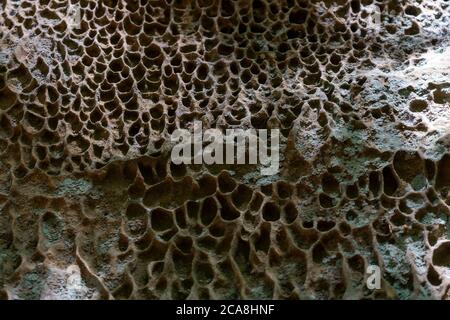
[0,0,450,300]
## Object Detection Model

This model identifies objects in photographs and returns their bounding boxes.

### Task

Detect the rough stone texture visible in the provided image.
[0,0,450,300]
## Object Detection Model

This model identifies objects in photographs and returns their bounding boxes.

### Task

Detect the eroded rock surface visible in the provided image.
[0,0,450,299]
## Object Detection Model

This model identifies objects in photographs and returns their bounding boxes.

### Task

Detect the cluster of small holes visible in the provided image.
[0,0,448,176]
[0,0,450,300]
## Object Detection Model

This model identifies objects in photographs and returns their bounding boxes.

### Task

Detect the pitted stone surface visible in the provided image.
[0,0,450,299]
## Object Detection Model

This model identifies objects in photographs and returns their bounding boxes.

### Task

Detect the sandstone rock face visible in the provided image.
[0,0,450,300]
